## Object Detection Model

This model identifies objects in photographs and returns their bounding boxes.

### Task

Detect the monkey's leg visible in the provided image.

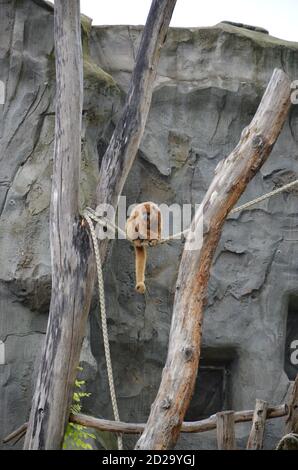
[135,245,147,294]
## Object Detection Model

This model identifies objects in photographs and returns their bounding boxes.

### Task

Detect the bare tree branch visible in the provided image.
[136,68,292,450]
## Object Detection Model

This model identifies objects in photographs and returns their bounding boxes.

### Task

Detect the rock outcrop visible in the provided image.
[1,0,298,450]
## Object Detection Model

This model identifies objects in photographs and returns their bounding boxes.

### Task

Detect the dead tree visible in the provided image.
[136,68,292,450]
[24,0,176,450]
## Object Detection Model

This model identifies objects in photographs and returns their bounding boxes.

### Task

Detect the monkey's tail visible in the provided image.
[135,245,147,294]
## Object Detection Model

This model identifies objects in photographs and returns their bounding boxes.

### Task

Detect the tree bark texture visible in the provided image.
[216,411,236,450]
[246,399,268,449]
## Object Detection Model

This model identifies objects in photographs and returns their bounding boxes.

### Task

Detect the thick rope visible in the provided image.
[230,178,298,214]
[85,207,127,239]
[83,211,123,450]
[86,178,298,245]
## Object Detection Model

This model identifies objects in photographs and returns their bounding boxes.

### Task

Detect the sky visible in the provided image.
[76,0,298,42]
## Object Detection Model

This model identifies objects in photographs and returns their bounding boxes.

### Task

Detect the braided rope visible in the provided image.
[230,179,298,214]
[83,211,123,450]
[85,207,127,239]
[85,178,298,246]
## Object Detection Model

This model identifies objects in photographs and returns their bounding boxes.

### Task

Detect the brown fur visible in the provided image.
[135,246,147,293]
[126,202,162,293]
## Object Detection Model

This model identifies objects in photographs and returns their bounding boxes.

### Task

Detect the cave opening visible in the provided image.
[284,295,298,380]
[184,347,236,421]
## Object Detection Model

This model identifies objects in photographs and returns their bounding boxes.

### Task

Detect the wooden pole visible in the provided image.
[3,423,28,444]
[23,0,176,450]
[24,0,84,450]
[95,0,177,213]
[286,374,298,434]
[135,68,292,450]
[216,411,236,450]
[246,399,268,449]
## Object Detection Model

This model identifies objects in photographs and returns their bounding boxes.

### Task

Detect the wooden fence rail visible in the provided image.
[6,375,298,449]
[3,403,288,445]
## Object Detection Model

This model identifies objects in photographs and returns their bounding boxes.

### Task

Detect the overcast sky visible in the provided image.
[75,0,297,42]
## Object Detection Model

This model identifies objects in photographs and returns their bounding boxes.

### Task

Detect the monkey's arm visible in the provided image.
[135,245,147,294]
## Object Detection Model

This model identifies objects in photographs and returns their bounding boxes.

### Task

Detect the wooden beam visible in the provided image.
[135,68,292,450]
[95,0,177,249]
[3,422,28,444]
[23,0,177,450]
[24,0,85,450]
[182,404,287,433]
[5,404,287,444]
[216,411,236,450]
[286,374,298,434]
[246,399,268,449]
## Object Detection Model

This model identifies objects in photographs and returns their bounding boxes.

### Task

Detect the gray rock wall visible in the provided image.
[1,0,298,450]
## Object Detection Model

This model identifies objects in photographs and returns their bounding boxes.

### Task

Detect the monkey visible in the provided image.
[126,202,162,294]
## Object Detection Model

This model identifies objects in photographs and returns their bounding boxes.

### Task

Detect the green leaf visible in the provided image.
[63,365,97,450]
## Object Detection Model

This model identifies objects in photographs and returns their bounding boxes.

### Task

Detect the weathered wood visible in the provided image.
[135,68,292,450]
[246,399,268,449]
[95,0,178,250]
[23,0,176,450]
[3,422,28,444]
[4,404,287,444]
[182,403,287,433]
[286,374,298,434]
[71,404,287,434]
[24,0,86,450]
[216,411,236,450]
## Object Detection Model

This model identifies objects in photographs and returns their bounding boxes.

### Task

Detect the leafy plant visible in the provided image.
[63,368,97,450]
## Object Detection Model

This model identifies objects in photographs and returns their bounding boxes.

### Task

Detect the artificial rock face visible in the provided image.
[1,0,298,450]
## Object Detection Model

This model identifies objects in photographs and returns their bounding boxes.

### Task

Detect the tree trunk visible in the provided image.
[24,0,86,450]
[246,399,268,449]
[135,68,291,450]
[216,411,236,450]
[24,0,176,450]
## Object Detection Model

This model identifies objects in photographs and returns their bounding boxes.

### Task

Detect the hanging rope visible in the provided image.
[83,210,123,451]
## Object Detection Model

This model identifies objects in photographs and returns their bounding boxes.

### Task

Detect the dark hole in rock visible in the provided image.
[97,138,109,170]
[185,347,236,421]
[284,296,298,380]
